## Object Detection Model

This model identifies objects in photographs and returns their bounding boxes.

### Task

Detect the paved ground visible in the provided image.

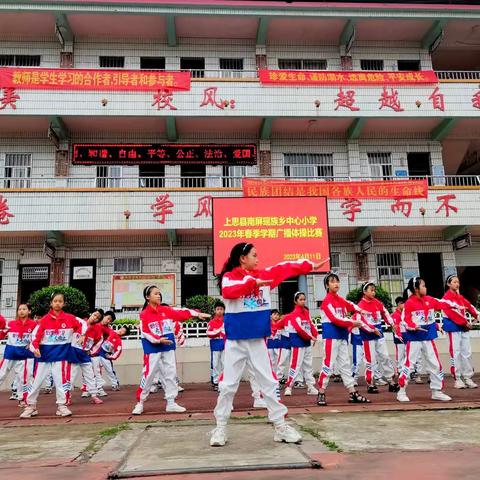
[1,378,480,479]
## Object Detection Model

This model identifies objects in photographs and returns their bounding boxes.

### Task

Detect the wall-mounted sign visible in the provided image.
[73,266,94,280]
[72,143,257,166]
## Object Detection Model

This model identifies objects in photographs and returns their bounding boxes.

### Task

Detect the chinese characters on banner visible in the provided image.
[0,194,14,225]
[0,87,20,110]
[0,67,191,91]
[211,196,331,274]
[242,178,428,199]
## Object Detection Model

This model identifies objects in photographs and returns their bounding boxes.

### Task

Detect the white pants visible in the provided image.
[276,348,291,379]
[363,337,395,385]
[318,338,355,390]
[210,350,224,385]
[267,348,279,376]
[65,362,98,399]
[399,340,444,391]
[92,356,119,389]
[214,339,287,426]
[136,350,178,403]
[27,361,68,406]
[286,346,315,388]
[0,358,34,402]
[395,343,406,374]
[351,342,365,379]
[447,331,474,380]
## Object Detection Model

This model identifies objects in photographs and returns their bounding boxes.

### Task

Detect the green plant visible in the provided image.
[112,318,139,326]
[28,285,90,318]
[185,294,221,318]
[346,284,393,311]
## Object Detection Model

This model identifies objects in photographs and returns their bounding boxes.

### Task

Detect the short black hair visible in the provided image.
[214,300,225,309]
[271,309,280,315]
[104,310,116,321]
[395,296,405,305]
[119,325,131,336]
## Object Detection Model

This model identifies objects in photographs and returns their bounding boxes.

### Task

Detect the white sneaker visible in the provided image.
[81,391,90,398]
[253,397,267,408]
[397,388,410,402]
[432,390,452,401]
[166,402,186,413]
[9,392,18,400]
[284,387,292,396]
[19,406,38,418]
[454,379,466,389]
[132,402,144,415]
[97,389,108,397]
[463,378,478,389]
[177,385,185,392]
[307,385,319,395]
[56,405,72,417]
[274,423,302,444]
[375,378,388,386]
[209,426,227,447]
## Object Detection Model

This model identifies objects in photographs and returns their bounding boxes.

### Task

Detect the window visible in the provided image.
[278,59,327,70]
[222,165,246,187]
[181,164,205,188]
[367,152,392,180]
[219,58,243,78]
[360,59,384,71]
[397,60,420,71]
[0,55,40,66]
[284,153,334,180]
[96,166,122,188]
[140,57,165,70]
[180,57,205,78]
[113,258,141,273]
[99,56,124,68]
[4,153,32,188]
[376,253,403,302]
[330,253,340,271]
[139,164,165,188]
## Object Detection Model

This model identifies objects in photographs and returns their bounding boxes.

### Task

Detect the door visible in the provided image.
[407,152,431,178]
[181,257,208,306]
[69,259,97,311]
[19,265,50,304]
[418,253,444,299]
[278,278,299,315]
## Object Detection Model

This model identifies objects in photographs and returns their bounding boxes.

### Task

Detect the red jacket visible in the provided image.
[0,314,7,340]
[207,315,226,339]
[442,290,479,324]
[100,329,123,360]
[357,296,394,327]
[284,305,318,342]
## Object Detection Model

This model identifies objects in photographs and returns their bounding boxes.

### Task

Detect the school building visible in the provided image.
[0,0,480,328]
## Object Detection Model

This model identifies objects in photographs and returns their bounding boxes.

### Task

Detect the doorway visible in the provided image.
[19,264,50,304]
[69,259,97,311]
[181,257,208,306]
[418,253,444,299]
[277,278,299,315]
[407,152,431,179]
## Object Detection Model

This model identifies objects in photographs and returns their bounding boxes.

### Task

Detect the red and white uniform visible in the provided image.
[442,290,479,381]
[207,315,226,385]
[27,310,83,407]
[214,259,314,428]
[0,318,36,402]
[398,295,466,391]
[318,292,375,390]
[391,309,405,374]
[136,304,199,405]
[92,327,122,390]
[357,296,395,386]
[284,306,318,389]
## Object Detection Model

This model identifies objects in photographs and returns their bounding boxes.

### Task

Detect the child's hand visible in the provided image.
[160,338,173,345]
[33,348,41,358]
[198,313,211,320]
[313,257,330,270]
[256,279,273,287]
[373,328,382,337]
[352,319,363,328]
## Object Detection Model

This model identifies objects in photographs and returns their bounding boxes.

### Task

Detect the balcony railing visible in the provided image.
[1,174,479,190]
[436,70,480,81]
[186,69,258,80]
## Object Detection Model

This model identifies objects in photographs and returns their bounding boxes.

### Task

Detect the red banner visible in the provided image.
[0,68,191,91]
[212,197,330,275]
[259,69,438,86]
[243,179,428,199]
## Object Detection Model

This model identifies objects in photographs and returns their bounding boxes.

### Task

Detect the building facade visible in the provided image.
[0,0,480,320]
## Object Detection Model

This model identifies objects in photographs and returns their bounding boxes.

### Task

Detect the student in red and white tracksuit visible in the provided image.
[132,285,210,415]
[275,315,291,382]
[209,242,329,447]
[283,292,318,397]
[397,276,467,402]
[207,301,226,389]
[357,282,399,394]
[21,292,83,418]
[443,274,479,389]
[0,304,36,404]
[65,309,105,405]
[391,297,406,375]
[317,273,376,406]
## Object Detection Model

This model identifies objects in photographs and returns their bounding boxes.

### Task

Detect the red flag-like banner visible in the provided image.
[242,178,428,199]
[258,70,438,86]
[0,68,191,91]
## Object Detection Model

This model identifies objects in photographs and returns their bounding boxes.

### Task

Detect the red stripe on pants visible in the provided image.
[398,341,411,388]
[136,354,150,401]
[363,341,373,385]
[431,340,445,390]
[448,332,456,379]
[317,339,332,389]
[286,347,299,387]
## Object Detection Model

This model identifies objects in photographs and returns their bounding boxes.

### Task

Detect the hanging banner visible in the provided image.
[242,178,428,199]
[0,67,191,91]
[259,69,438,86]
[212,196,330,275]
